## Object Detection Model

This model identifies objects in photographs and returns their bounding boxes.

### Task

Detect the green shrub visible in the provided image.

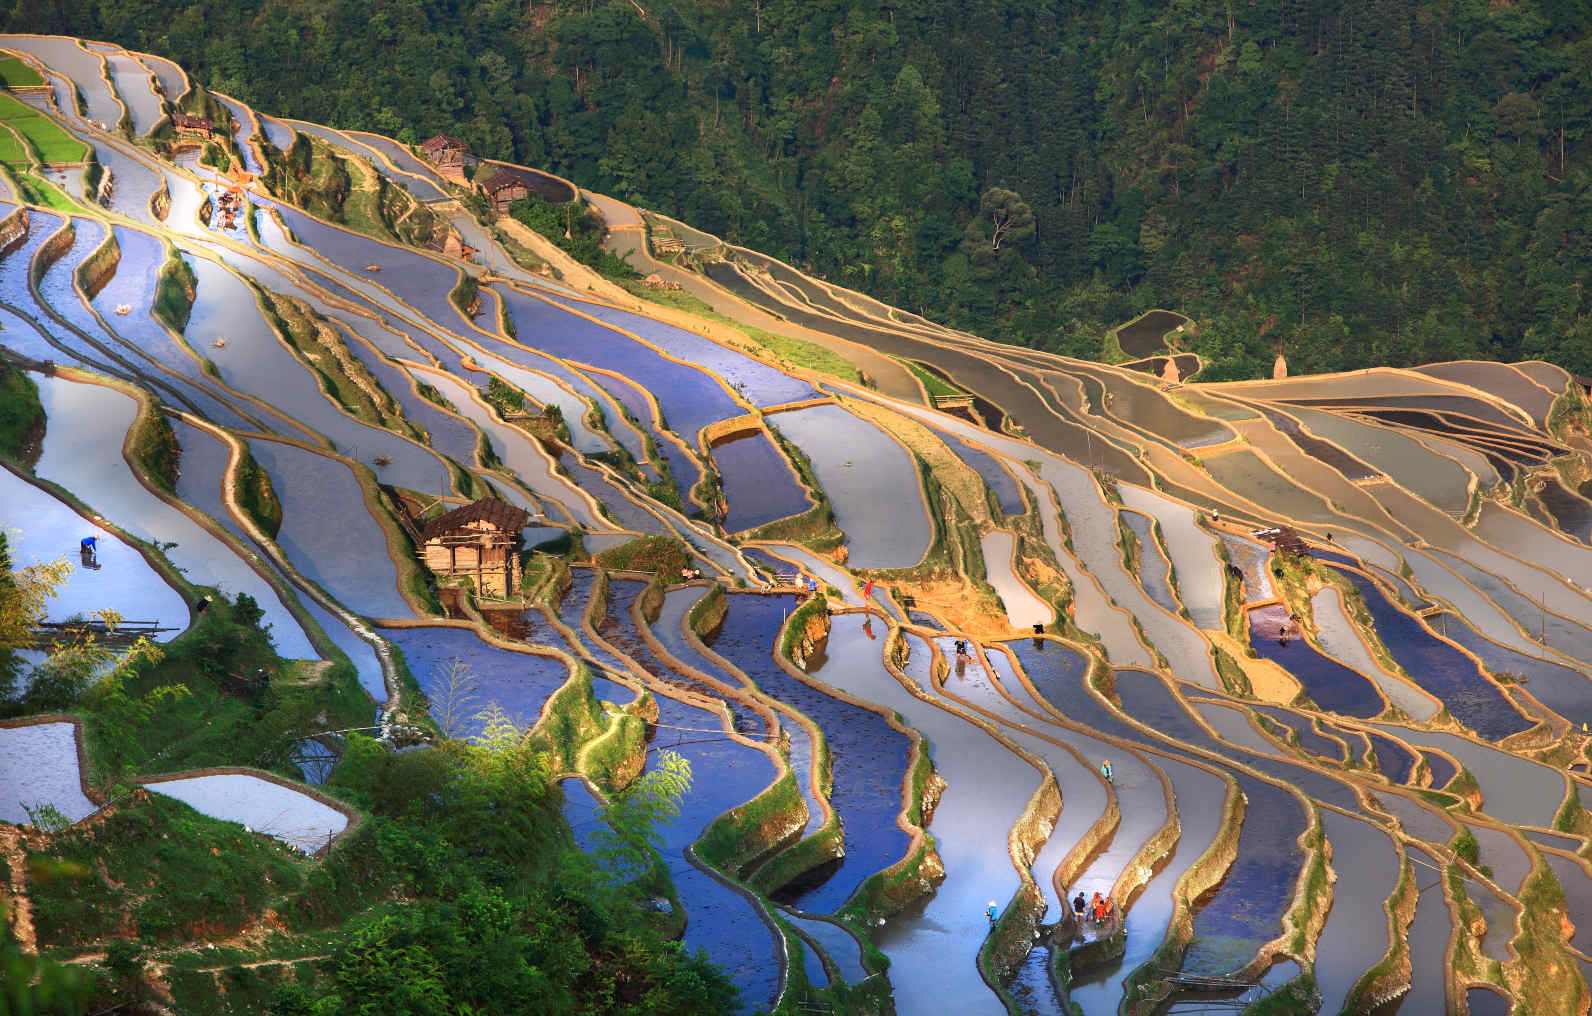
[508,194,636,281]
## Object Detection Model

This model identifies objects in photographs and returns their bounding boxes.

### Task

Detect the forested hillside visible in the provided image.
[16,0,1592,378]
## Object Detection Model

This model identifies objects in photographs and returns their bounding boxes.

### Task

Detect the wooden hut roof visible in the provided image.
[421,134,468,156]
[421,497,530,541]
[479,168,526,195]
[171,113,213,131]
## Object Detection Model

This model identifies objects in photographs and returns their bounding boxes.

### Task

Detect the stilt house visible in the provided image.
[419,497,529,598]
[419,134,470,182]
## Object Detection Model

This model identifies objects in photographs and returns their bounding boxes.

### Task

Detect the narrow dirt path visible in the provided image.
[0,825,39,955]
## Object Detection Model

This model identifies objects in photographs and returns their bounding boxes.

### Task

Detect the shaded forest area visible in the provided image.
[14,0,1592,378]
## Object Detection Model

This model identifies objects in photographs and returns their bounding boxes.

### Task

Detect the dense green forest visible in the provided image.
[14,0,1592,378]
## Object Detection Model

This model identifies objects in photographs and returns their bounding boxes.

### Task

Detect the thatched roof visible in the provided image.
[421,497,530,542]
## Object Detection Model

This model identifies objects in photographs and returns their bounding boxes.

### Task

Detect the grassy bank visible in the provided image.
[694,768,806,876]
[130,407,181,493]
[152,252,198,332]
[230,443,284,538]
[0,366,45,467]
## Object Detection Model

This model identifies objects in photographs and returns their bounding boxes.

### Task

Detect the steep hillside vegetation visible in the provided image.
[18,0,1592,377]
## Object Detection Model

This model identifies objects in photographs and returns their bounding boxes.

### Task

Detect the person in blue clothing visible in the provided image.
[79,535,98,567]
[1101,759,1113,783]
[985,901,999,928]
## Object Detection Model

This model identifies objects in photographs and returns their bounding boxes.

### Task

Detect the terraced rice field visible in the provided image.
[7,47,1592,1012]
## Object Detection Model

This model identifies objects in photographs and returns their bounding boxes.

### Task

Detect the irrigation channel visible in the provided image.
[5,39,1592,1014]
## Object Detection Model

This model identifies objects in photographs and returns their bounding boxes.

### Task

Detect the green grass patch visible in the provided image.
[580,709,647,791]
[0,365,45,467]
[509,193,635,281]
[68,592,370,783]
[234,443,283,538]
[694,769,804,875]
[258,288,420,440]
[0,54,43,87]
[778,595,828,662]
[687,582,727,638]
[900,358,963,399]
[1213,645,1253,698]
[528,665,606,774]
[1554,780,1583,833]
[0,125,28,167]
[621,282,861,383]
[15,172,78,211]
[0,92,88,163]
[152,252,198,332]
[594,534,692,577]
[28,792,310,947]
[130,408,180,493]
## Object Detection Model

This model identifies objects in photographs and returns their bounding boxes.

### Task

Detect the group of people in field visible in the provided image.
[1074,890,1115,928]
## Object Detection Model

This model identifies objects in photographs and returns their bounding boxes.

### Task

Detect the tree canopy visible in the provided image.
[14,0,1592,377]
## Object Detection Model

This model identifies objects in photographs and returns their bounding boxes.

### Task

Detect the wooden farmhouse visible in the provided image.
[171,113,215,137]
[480,169,533,212]
[420,134,470,182]
[419,497,529,598]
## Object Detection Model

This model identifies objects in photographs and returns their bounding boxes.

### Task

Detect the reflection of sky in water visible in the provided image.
[709,593,913,913]
[1333,566,1529,740]
[1247,603,1382,717]
[246,439,412,620]
[713,429,810,533]
[383,624,569,739]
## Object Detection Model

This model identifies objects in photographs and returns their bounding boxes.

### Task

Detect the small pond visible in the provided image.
[1121,510,1178,617]
[245,438,412,620]
[1313,811,1401,1016]
[979,531,1052,629]
[1331,566,1531,741]
[770,404,931,570]
[1245,603,1384,718]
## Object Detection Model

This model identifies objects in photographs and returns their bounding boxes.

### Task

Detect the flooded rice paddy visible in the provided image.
[770,404,931,569]
[711,429,812,533]
[712,596,913,912]
[381,624,570,738]
[0,720,97,824]
[142,772,347,853]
